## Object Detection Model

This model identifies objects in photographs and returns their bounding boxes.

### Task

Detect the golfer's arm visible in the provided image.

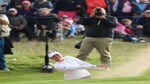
[56,65,95,71]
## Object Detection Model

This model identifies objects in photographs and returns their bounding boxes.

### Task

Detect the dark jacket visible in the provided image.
[136,17,150,36]
[18,8,38,21]
[84,16,117,38]
[106,0,124,16]
[7,14,27,28]
[4,37,13,54]
[33,1,53,9]
[55,0,78,12]
[36,13,59,30]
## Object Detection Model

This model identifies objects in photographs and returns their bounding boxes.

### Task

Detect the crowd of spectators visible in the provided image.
[0,0,150,42]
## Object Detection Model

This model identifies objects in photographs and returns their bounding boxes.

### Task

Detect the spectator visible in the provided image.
[0,0,11,6]
[7,8,34,41]
[76,7,117,69]
[75,0,87,17]
[8,0,22,9]
[0,0,11,14]
[121,0,134,20]
[35,8,59,42]
[85,0,107,15]
[136,10,150,41]
[56,15,73,38]
[105,0,124,21]
[55,0,79,18]
[72,16,85,35]
[114,19,138,42]
[122,18,133,34]
[68,22,76,38]
[18,0,38,34]
[114,22,128,38]
[0,14,11,71]
[134,0,149,15]
[32,0,53,10]
[48,51,109,80]
[49,0,58,13]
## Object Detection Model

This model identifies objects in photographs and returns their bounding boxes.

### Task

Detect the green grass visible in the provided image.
[1,37,150,84]
[2,79,150,84]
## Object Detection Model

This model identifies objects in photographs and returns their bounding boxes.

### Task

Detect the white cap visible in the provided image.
[48,51,61,58]
[8,8,17,12]
[145,10,150,13]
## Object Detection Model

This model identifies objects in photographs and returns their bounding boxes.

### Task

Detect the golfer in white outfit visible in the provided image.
[48,51,109,80]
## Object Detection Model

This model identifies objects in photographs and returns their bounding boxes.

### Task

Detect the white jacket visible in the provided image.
[54,56,96,80]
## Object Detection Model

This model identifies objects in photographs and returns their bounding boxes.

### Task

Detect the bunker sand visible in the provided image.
[93,47,150,78]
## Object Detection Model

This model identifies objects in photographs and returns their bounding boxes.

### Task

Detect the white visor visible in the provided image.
[48,51,61,58]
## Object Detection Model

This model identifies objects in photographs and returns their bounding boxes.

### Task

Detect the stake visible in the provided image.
[42,31,53,73]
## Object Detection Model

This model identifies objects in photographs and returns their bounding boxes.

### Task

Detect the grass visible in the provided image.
[1,36,150,84]
[2,79,150,84]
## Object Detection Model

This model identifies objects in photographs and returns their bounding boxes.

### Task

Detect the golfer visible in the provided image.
[48,51,107,80]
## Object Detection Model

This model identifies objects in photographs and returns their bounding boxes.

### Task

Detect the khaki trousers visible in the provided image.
[77,37,113,64]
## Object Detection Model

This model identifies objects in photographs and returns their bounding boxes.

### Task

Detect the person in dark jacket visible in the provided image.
[136,10,150,37]
[32,0,53,10]
[76,7,117,70]
[55,0,79,18]
[18,0,38,33]
[105,0,124,19]
[35,8,59,41]
[7,8,34,41]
